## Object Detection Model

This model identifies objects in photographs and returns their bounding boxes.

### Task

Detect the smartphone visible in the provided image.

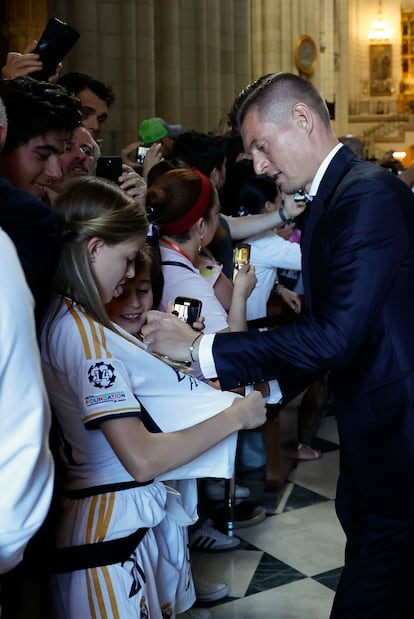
[136,146,150,165]
[32,17,80,81]
[173,297,202,325]
[233,242,251,280]
[96,156,123,184]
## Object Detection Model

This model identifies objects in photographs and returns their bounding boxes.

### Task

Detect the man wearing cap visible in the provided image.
[139,117,182,158]
[121,117,182,173]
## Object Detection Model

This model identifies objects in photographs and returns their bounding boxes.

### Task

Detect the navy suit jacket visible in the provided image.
[212,146,414,519]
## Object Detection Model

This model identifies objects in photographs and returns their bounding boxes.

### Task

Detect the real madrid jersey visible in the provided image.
[41,297,238,490]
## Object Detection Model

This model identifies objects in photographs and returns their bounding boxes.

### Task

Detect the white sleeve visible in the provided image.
[198,333,218,379]
[0,230,54,574]
[198,332,282,403]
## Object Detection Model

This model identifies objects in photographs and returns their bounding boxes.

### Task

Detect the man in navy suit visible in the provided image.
[143,72,414,618]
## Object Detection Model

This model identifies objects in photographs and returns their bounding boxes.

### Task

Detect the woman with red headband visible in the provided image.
[147,167,256,351]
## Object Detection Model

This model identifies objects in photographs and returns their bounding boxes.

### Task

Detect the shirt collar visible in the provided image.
[308,143,343,198]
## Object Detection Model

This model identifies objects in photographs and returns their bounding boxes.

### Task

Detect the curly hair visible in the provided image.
[0,77,81,153]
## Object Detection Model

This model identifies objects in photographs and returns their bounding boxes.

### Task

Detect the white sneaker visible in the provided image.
[204,478,250,501]
[177,608,212,619]
[194,576,230,602]
[189,519,240,552]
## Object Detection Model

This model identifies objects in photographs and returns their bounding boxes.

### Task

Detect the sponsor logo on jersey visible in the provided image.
[88,361,116,388]
[85,391,127,407]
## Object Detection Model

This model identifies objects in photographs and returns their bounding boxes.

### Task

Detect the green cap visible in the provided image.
[138,118,168,145]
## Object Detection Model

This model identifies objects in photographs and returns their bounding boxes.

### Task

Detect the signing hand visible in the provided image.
[142,309,201,362]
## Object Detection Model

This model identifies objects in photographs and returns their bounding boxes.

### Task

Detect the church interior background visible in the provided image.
[2,0,414,167]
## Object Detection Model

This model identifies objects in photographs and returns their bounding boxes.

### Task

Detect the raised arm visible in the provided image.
[222,193,307,239]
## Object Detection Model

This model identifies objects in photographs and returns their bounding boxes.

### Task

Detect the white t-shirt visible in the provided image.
[245,230,302,320]
[0,229,54,574]
[160,245,229,334]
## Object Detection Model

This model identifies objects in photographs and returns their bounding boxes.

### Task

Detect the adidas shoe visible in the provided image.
[189,519,240,552]
[194,576,230,602]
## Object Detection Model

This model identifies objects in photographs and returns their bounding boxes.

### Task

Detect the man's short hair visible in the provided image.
[230,72,331,132]
[57,72,115,107]
[0,77,81,154]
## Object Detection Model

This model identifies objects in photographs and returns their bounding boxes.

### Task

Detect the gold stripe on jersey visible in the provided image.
[66,299,92,359]
[66,300,112,360]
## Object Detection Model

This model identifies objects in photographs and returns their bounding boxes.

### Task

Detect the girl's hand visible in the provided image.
[233,263,257,299]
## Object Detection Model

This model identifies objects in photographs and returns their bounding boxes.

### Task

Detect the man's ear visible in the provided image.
[87,237,104,262]
[292,103,313,134]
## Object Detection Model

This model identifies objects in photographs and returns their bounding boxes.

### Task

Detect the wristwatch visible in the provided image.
[279,207,294,224]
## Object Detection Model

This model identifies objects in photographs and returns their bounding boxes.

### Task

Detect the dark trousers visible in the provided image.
[330,511,414,618]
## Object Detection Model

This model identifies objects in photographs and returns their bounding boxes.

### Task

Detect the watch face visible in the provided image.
[295,35,318,75]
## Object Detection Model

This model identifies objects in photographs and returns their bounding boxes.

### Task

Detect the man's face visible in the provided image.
[59,127,97,180]
[0,129,69,199]
[241,106,311,195]
[78,88,109,139]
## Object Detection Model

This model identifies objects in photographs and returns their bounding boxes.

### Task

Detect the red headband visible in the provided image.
[160,167,211,235]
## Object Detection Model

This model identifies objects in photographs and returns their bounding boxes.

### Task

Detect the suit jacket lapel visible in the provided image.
[300,146,357,310]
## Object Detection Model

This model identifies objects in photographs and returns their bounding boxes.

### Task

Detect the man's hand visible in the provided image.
[121,141,143,173]
[141,309,202,362]
[1,41,62,82]
[119,165,147,204]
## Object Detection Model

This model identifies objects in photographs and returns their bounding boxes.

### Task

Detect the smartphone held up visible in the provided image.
[233,242,251,280]
[136,146,150,165]
[32,17,80,81]
[95,156,123,184]
[173,297,202,326]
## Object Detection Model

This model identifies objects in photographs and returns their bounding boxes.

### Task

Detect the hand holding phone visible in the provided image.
[233,242,251,281]
[32,17,80,81]
[96,156,123,184]
[136,146,150,165]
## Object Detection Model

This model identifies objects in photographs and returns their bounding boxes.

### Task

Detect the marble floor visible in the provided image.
[191,413,344,618]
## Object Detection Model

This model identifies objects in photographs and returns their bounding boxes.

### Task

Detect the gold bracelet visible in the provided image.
[188,332,203,363]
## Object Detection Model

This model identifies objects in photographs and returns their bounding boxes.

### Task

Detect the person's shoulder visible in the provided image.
[0,180,57,215]
[0,228,22,276]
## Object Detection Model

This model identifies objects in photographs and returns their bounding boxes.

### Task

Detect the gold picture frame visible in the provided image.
[370,44,392,96]
[294,35,318,75]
